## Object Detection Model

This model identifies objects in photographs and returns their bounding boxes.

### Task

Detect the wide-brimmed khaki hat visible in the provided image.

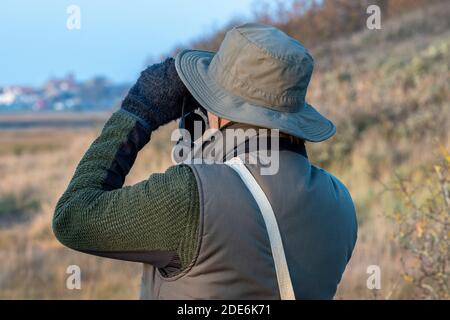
[175,23,335,142]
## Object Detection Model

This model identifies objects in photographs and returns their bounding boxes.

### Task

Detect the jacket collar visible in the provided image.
[192,122,307,162]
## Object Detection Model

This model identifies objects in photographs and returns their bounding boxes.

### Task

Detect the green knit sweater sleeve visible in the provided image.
[53,109,199,271]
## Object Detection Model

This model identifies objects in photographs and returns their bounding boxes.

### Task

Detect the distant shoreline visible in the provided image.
[0,111,111,130]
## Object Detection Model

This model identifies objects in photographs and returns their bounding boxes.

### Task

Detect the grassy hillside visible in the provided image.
[313,2,450,299]
[0,3,448,299]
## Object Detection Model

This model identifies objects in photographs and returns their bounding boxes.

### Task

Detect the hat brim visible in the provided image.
[175,49,336,142]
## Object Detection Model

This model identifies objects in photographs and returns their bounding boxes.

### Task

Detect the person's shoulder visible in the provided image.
[145,164,198,195]
[164,163,196,178]
[310,164,353,199]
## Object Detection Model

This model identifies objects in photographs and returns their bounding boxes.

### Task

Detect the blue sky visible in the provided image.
[0,0,256,86]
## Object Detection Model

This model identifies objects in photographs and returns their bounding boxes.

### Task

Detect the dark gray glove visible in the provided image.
[122,57,201,130]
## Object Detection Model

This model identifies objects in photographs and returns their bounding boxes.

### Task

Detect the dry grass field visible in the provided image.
[0,122,177,299]
[0,3,448,299]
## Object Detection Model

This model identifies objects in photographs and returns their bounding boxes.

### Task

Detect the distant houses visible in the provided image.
[0,74,129,112]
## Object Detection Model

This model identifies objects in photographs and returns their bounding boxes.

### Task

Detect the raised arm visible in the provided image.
[53,58,201,271]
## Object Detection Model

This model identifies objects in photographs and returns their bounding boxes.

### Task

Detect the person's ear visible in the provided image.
[208,112,220,129]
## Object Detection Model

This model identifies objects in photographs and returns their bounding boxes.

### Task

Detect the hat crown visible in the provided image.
[208,23,314,112]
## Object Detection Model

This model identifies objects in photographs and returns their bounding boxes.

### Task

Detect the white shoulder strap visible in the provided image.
[225,157,295,300]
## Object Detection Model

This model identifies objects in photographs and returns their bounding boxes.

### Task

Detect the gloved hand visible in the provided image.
[121,57,201,130]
